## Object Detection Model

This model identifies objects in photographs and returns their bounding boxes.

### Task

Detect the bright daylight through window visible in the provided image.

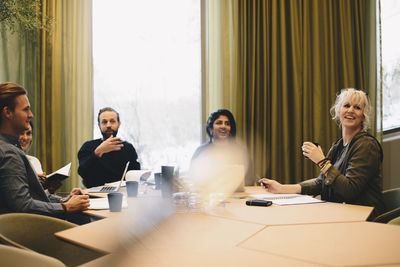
[381,0,400,131]
[93,0,201,172]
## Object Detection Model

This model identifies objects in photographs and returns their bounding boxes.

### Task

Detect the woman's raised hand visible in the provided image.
[302,142,325,164]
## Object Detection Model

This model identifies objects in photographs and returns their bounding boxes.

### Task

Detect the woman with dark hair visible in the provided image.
[191,109,254,190]
[192,109,237,155]
[20,121,43,176]
[204,109,237,141]
[19,121,62,194]
[259,88,384,219]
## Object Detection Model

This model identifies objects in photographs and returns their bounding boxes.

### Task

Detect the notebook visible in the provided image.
[88,161,130,193]
[249,193,325,205]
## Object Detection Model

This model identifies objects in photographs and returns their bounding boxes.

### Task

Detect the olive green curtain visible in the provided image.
[0,0,93,191]
[38,0,93,191]
[205,0,378,184]
[203,1,239,117]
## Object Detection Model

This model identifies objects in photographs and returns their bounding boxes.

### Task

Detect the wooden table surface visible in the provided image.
[54,186,399,267]
[239,221,400,266]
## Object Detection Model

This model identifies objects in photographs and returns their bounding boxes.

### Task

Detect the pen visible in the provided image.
[256,174,268,188]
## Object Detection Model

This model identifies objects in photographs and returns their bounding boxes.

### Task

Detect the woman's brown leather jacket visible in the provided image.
[300,131,384,219]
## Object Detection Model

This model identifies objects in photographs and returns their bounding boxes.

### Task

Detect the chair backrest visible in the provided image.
[0,244,66,267]
[382,188,400,212]
[0,213,106,266]
[0,213,77,253]
[388,216,400,225]
[0,232,30,250]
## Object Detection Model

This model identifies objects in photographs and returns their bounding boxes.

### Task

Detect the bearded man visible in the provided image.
[78,107,140,188]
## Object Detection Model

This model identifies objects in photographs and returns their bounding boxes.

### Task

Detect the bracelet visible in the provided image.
[319,160,331,171]
[317,158,327,165]
[321,162,332,174]
[317,158,328,168]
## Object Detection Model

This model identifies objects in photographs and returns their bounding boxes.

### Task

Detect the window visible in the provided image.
[381,0,400,131]
[93,0,201,172]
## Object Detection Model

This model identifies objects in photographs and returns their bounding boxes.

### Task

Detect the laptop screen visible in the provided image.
[117,161,130,187]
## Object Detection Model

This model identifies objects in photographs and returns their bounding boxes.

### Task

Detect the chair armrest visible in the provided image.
[373,207,400,223]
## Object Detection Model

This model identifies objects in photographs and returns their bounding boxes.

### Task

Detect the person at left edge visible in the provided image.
[0,82,90,224]
[78,107,141,188]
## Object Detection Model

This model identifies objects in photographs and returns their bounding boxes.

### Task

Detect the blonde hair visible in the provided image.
[330,88,371,131]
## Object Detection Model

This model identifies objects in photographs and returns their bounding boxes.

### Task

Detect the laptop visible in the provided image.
[88,161,130,193]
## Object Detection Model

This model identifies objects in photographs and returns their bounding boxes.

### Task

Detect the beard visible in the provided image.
[101,128,119,139]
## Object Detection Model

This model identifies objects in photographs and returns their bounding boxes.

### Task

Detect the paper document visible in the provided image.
[46,162,71,182]
[89,197,128,210]
[126,170,152,182]
[250,193,324,205]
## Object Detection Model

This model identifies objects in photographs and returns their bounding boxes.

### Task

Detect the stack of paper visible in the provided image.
[89,197,128,210]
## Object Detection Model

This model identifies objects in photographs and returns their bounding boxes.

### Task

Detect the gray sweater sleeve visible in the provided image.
[0,147,64,215]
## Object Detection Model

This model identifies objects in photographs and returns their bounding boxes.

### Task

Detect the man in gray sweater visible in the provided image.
[0,82,89,224]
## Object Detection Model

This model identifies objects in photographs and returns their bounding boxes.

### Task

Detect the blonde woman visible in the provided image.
[259,88,384,219]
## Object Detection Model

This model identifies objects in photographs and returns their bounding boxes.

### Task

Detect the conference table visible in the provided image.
[55,187,400,267]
